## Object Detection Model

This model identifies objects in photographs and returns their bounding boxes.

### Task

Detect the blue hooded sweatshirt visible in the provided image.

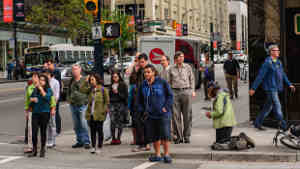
[251,56,291,92]
[137,77,173,119]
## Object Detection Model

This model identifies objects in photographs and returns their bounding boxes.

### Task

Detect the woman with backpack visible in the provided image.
[80,73,110,154]
[205,81,236,144]
[109,71,128,145]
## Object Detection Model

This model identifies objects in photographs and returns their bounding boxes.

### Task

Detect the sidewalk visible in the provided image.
[50,65,299,162]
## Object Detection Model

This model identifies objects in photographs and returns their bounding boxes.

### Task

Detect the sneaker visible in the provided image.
[84,144,91,149]
[149,156,162,162]
[72,143,83,148]
[163,156,172,163]
[90,148,96,154]
[184,138,190,144]
[239,132,255,148]
[110,139,116,145]
[46,143,54,148]
[115,140,121,145]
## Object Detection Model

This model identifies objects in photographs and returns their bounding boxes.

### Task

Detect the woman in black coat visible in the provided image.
[109,71,128,145]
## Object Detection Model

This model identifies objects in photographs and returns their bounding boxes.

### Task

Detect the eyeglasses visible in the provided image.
[272,50,280,52]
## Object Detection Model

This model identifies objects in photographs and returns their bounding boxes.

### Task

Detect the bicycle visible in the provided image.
[273,125,300,150]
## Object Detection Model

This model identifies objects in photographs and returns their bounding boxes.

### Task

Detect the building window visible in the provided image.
[164,8,169,19]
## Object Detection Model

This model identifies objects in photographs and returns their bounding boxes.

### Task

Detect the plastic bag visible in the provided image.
[103,113,111,141]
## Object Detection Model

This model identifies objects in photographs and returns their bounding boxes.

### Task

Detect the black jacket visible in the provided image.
[223,59,240,76]
[109,82,128,105]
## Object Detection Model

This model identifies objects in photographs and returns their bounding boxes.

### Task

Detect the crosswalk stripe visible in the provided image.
[132,162,157,169]
[0,156,23,164]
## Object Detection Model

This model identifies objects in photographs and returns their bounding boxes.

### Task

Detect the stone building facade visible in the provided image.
[114,0,231,47]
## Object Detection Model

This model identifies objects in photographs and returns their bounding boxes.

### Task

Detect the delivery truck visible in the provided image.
[139,36,203,87]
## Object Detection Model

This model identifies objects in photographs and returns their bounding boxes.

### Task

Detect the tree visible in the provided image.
[26,0,93,44]
[101,9,135,54]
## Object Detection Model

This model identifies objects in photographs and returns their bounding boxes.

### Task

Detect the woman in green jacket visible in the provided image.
[80,73,110,154]
[205,81,237,144]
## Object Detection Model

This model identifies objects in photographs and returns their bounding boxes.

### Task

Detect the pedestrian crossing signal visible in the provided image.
[103,23,121,39]
[84,0,98,16]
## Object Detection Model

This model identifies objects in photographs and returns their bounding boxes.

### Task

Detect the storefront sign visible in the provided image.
[3,0,13,23]
[295,14,300,35]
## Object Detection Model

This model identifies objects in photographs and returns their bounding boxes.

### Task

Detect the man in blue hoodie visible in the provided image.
[138,64,173,163]
[249,45,295,131]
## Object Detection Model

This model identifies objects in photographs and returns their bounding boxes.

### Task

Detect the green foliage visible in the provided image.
[27,0,93,43]
[27,1,134,48]
[101,9,135,51]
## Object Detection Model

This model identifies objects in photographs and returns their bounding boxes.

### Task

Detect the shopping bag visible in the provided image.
[103,113,111,141]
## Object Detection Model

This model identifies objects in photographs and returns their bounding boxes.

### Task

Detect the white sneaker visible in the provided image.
[90,148,96,154]
[46,143,54,148]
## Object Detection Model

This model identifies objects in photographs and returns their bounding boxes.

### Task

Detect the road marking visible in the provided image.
[0,87,24,93]
[0,156,23,164]
[0,143,9,145]
[132,162,157,169]
[0,97,24,104]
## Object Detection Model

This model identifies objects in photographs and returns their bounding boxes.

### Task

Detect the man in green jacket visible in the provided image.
[205,81,237,143]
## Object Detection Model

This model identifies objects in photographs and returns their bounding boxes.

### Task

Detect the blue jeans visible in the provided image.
[254,92,287,130]
[70,104,90,145]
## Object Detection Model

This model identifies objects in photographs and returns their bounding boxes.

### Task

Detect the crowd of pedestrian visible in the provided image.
[21,45,293,162]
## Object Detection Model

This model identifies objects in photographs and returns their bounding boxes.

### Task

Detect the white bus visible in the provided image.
[24,44,94,75]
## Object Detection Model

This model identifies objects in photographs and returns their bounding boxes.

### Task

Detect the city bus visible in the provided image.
[24,44,94,76]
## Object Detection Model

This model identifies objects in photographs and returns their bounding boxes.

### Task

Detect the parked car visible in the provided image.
[232,50,247,63]
[115,56,134,72]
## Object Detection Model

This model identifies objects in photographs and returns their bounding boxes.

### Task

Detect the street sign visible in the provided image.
[103,23,121,39]
[92,25,102,40]
[3,0,13,23]
[176,24,182,36]
[14,0,25,22]
[295,14,300,35]
[149,48,165,64]
[182,24,188,36]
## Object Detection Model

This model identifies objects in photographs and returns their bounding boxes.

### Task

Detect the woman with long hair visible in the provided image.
[28,74,53,158]
[109,71,128,145]
[80,73,110,154]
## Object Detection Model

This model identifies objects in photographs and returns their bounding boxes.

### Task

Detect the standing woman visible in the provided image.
[109,71,128,145]
[29,74,53,158]
[80,73,110,154]
[199,52,215,100]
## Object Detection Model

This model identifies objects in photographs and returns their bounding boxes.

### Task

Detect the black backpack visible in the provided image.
[290,125,300,137]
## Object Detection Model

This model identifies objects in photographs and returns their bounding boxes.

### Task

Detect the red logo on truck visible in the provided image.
[149,48,165,64]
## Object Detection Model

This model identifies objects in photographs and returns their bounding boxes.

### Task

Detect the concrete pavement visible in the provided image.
[43,64,299,162]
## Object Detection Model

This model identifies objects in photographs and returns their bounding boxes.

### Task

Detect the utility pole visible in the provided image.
[210,22,215,81]
[94,0,104,78]
[13,22,19,80]
[134,0,138,51]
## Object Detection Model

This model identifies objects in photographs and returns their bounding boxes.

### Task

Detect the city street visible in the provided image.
[0,64,297,169]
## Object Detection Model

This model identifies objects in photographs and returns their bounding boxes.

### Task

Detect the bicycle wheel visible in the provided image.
[280,135,300,150]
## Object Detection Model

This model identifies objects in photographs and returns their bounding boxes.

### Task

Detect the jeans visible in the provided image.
[70,104,90,145]
[55,101,62,134]
[254,92,287,130]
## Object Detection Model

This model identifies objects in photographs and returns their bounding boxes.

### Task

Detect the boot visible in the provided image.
[28,146,37,157]
[40,147,45,158]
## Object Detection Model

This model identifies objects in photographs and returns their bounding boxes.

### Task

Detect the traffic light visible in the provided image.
[182,24,188,36]
[172,20,177,30]
[136,16,143,32]
[84,0,98,16]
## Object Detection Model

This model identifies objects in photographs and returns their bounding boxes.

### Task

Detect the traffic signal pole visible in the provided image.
[94,0,104,78]
[210,22,215,81]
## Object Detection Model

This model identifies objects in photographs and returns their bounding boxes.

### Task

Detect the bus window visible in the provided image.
[67,50,74,62]
[80,51,85,61]
[74,51,79,61]
[86,51,92,61]
[52,51,59,63]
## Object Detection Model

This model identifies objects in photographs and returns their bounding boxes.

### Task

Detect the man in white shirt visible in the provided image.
[44,70,60,148]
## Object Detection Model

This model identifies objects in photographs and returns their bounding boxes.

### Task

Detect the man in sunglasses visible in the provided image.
[249,44,295,131]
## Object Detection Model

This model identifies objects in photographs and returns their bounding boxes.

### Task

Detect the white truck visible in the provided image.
[139,36,203,87]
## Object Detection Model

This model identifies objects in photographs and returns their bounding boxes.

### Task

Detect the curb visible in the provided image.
[0,79,28,84]
[113,151,300,162]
